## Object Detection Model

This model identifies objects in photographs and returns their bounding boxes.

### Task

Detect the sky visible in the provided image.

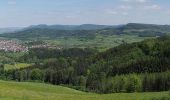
[0,0,170,27]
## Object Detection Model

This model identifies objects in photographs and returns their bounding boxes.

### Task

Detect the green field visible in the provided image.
[0,80,169,100]
[46,35,150,51]
[4,63,32,71]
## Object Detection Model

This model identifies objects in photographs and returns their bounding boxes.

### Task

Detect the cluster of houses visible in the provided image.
[29,44,57,49]
[0,40,62,52]
[0,40,28,52]
[29,44,62,50]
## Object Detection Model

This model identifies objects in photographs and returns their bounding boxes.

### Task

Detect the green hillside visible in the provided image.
[1,23,169,50]
[2,36,170,94]
[1,23,169,40]
[0,80,169,100]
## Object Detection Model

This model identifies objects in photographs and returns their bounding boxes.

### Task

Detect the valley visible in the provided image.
[1,0,170,99]
[0,23,169,100]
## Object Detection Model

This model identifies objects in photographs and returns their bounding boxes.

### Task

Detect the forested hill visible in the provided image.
[0,23,170,39]
[0,28,97,39]
[98,23,170,36]
[27,24,114,30]
[88,36,170,75]
[2,36,170,93]
[0,27,22,34]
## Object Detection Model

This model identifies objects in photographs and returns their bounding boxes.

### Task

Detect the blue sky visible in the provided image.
[0,0,170,27]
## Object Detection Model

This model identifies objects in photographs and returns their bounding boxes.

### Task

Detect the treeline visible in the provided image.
[18,48,97,62]
[0,36,170,93]
[1,68,169,93]
[87,72,170,93]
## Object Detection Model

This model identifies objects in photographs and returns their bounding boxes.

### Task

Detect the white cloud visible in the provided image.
[105,9,129,16]
[104,9,118,15]
[7,1,17,5]
[121,12,129,15]
[121,0,149,3]
[65,15,77,19]
[167,11,170,14]
[137,0,148,3]
[144,5,161,10]
[106,10,118,15]
[119,5,132,10]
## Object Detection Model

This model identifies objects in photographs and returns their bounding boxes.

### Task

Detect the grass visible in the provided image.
[0,80,169,100]
[4,63,32,71]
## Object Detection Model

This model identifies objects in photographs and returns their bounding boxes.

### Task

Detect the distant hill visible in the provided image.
[26,24,114,30]
[98,23,170,36]
[122,23,170,36]
[0,27,23,34]
[0,23,170,39]
[0,28,97,39]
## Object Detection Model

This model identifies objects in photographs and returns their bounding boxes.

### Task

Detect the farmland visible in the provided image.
[46,34,150,51]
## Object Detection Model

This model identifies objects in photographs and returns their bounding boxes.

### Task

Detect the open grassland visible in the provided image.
[0,80,169,100]
[4,63,32,71]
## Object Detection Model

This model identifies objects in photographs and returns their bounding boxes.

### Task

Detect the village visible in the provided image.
[0,40,60,52]
[0,40,28,52]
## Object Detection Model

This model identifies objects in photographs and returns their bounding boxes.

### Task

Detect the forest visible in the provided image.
[0,36,169,93]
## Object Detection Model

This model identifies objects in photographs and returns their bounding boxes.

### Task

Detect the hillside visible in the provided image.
[0,28,97,39]
[98,23,170,36]
[0,24,113,40]
[1,36,169,94]
[89,36,170,75]
[27,24,114,30]
[0,23,169,51]
[1,0,170,99]
[0,80,169,100]
[0,23,170,40]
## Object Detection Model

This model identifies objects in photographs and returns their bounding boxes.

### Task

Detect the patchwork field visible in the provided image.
[46,35,150,51]
[0,80,169,100]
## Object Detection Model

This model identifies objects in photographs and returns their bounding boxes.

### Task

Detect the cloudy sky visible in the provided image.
[0,0,170,27]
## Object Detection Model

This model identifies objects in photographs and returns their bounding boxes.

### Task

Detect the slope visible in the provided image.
[0,80,169,100]
[1,23,170,40]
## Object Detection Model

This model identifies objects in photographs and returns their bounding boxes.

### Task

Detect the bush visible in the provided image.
[30,68,43,81]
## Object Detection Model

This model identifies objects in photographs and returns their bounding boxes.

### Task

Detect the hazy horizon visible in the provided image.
[1,0,170,27]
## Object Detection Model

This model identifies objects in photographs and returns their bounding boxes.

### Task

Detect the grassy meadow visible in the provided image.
[4,63,32,71]
[0,80,169,100]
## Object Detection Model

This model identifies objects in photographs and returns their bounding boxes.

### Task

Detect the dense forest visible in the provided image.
[0,36,169,93]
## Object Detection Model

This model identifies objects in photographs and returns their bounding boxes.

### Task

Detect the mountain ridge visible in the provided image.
[26,24,114,30]
[1,23,170,39]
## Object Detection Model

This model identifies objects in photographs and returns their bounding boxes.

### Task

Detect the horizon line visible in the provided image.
[1,23,170,28]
